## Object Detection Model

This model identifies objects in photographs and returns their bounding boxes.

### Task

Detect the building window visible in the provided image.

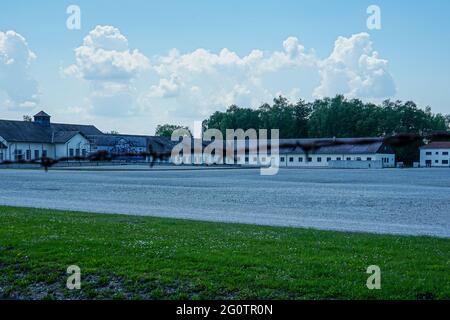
[245,156,249,163]
[253,157,257,162]
[346,157,351,161]
[69,148,74,157]
[436,152,439,155]
[0,152,3,161]
[442,160,449,165]
[336,157,341,161]
[76,149,80,157]
[367,157,372,161]
[26,150,31,160]
[317,157,322,162]
[356,157,362,161]
[298,157,303,162]
[443,152,449,156]
[42,150,47,158]
[307,157,312,162]
[425,152,432,156]
[82,149,87,157]
[435,160,439,164]
[34,150,39,159]
[289,157,294,162]
[261,157,266,162]
[327,157,331,162]
[280,157,285,162]
[14,149,23,161]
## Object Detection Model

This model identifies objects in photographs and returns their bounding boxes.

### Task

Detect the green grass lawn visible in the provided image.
[0,205,448,300]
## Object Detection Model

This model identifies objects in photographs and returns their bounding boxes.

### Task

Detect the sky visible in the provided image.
[0,0,449,134]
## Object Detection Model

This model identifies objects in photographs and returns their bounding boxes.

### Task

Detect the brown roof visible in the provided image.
[421,142,450,149]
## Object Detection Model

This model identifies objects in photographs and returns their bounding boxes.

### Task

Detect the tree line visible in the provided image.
[155,95,449,164]
[202,95,449,139]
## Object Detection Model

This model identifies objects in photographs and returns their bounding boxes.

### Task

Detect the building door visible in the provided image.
[425,160,432,167]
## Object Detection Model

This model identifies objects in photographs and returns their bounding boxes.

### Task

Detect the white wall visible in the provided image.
[375,153,396,168]
[55,134,91,159]
[0,135,6,161]
[420,148,450,167]
[329,160,383,169]
[271,153,395,168]
[176,152,396,168]
[0,134,91,162]
[2,142,54,161]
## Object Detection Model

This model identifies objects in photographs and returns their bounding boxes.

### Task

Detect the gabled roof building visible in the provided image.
[420,142,450,167]
[0,111,397,168]
[0,111,100,161]
[220,138,396,168]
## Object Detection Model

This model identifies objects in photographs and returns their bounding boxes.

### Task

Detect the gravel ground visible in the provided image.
[0,168,449,237]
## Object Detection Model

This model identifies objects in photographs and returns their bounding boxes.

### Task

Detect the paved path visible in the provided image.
[0,168,449,237]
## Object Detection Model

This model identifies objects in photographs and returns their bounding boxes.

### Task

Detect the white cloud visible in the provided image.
[63,29,395,127]
[258,36,316,72]
[65,25,149,115]
[313,32,396,99]
[142,32,395,121]
[0,30,39,109]
[142,36,318,119]
[148,75,181,98]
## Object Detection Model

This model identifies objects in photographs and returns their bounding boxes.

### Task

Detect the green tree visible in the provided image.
[203,94,449,164]
[23,115,32,122]
[155,124,191,137]
[204,96,311,139]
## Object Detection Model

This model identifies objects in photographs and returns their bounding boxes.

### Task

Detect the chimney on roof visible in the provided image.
[33,111,51,127]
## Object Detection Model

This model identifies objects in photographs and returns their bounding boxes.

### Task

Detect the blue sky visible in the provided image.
[0,0,449,134]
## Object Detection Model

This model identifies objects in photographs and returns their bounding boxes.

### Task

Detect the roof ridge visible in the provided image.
[34,111,50,117]
[421,141,450,149]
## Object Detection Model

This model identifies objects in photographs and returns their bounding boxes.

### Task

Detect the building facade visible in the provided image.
[88,134,175,163]
[248,139,395,168]
[0,112,397,169]
[172,138,396,168]
[0,111,101,161]
[420,142,450,167]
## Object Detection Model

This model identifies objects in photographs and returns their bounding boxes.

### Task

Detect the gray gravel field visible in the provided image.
[0,168,449,237]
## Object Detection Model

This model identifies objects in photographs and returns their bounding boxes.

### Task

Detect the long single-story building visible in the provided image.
[420,142,450,167]
[234,138,396,168]
[173,138,396,168]
[277,138,396,168]
[0,112,396,168]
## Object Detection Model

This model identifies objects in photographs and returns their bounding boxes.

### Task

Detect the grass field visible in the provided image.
[0,205,448,300]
